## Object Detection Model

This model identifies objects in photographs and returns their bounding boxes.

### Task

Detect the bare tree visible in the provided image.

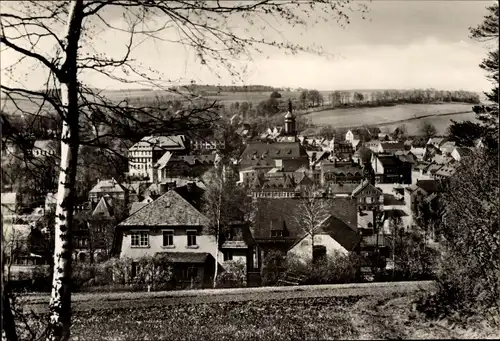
[293,187,331,264]
[202,162,250,288]
[1,1,367,339]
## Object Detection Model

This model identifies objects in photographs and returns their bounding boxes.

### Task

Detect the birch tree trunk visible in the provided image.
[213,174,223,288]
[47,1,84,340]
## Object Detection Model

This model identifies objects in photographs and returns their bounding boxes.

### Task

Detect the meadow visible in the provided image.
[304,103,476,135]
[17,293,499,340]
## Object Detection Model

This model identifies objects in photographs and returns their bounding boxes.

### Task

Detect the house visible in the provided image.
[351,180,384,211]
[427,137,446,149]
[404,179,440,216]
[128,135,188,180]
[380,142,405,154]
[410,147,426,162]
[251,197,359,266]
[434,164,457,180]
[239,142,309,173]
[31,140,58,158]
[88,178,128,205]
[306,150,329,169]
[156,153,215,181]
[44,192,57,212]
[331,140,355,161]
[321,161,363,186]
[113,184,253,288]
[451,147,474,162]
[371,153,412,184]
[191,139,225,151]
[1,192,17,216]
[73,197,117,263]
[439,141,456,155]
[346,127,380,143]
[357,210,374,233]
[378,133,390,141]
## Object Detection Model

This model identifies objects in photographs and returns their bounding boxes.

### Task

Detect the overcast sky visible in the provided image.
[0,0,494,92]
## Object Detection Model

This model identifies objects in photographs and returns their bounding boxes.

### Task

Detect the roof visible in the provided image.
[284,111,294,119]
[130,202,148,215]
[118,187,208,227]
[415,179,440,193]
[156,151,173,169]
[129,135,186,151]
[33,140,57,151]
[1,192,17,205]
[351,179,382,197]
[381,142,405,152]
[240,142,308,170]
[374,154,400,166]
[154,252,213,264]
[91,197,113,218]
[89,179,126,194]
[328,183,359,195]
[435,165,456,177]
[252,197,358,244]
[427,137,446,146]
[313,214,361,251]
[454,147,474,158]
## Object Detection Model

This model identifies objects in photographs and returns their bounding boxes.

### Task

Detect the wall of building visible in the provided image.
[287,234,348,263]
[119,227,225,265]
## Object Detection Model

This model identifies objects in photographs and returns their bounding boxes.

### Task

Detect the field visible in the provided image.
[17,293,499,340]
[304,103,476,135]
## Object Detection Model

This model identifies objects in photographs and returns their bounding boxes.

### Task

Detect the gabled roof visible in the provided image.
[91,197,113,218]
[297,173,313,186]
[89,179,126,194]
[427,137,446,146]
[284,175,295,188]
[118,188,208,227]
[252,197,357,243]
[240,142,308,169]
[380,142,405,152]
[129,135,186,151]
[329,183,359,195]
[351,179,382,197]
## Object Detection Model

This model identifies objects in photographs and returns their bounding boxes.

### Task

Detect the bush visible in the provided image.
[132,255,174,291]
[261,250,287,286]
[286,252,361,285]
[216,260,247,288]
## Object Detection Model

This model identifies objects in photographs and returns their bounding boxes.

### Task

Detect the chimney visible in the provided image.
[186,182,194,192]
[159,183,168,194]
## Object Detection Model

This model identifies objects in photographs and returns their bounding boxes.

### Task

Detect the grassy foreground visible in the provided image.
[18,293,499,340]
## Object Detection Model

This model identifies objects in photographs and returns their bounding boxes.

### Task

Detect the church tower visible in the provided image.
[284,99,296,136]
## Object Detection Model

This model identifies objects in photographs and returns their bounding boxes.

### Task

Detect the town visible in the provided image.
[1,1,498,340]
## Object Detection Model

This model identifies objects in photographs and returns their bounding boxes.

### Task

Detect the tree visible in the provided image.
[393,124,407,140]
[293,187,331,265]
[433,148,499,314]
[353,92,364,104]
[447,120,483,147]
[469,2,499,152]
[319,125,336,140]
[202,164,250,288]
[419,120,437,139]
[1,1,366,339]
[270,91,282,99]
[299,90,309,108]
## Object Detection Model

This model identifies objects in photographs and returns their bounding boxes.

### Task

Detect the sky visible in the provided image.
[0,0,494,92]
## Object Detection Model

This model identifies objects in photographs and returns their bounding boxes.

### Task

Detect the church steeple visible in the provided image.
[284,99,296,136]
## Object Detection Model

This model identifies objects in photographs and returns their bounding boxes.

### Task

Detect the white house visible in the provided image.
[287,215,360,264]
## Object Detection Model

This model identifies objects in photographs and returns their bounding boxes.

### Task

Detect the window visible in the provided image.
[131,231,149,247]
[271,230,283,237]
[163,230,174,246]
[187,231,197,247]
[224,251,233,261]
[366,197,373,204]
